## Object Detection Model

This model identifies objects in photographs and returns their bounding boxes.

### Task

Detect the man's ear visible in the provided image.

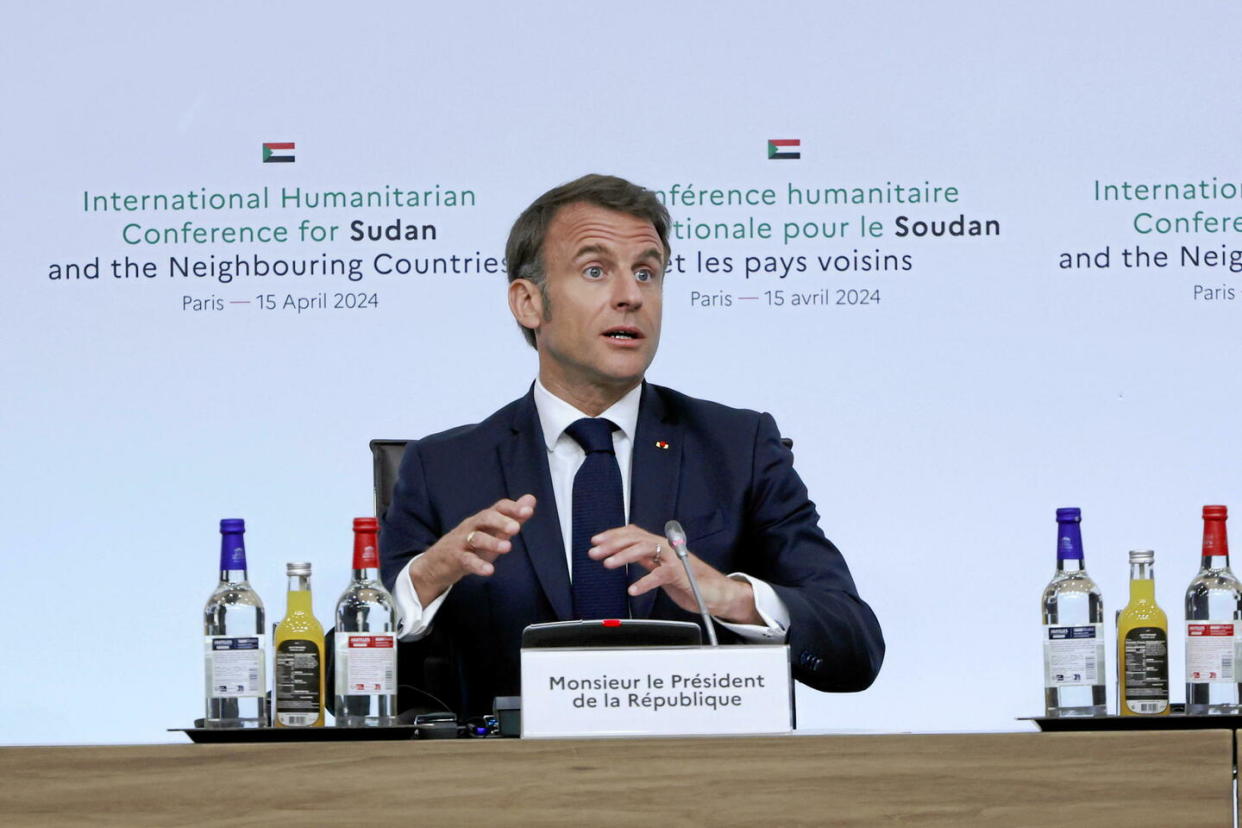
[508,278,543,335]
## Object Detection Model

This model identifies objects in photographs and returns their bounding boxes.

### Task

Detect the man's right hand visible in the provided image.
[407,494,536,607]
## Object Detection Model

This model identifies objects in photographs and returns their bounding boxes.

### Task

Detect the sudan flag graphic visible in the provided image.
[767,139,800,160]
[262,142,295,163]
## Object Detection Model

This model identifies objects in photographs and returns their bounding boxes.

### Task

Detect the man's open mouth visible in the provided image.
[603,328,643,340]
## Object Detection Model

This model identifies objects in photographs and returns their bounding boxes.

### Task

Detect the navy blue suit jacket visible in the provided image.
[380,382,884,715]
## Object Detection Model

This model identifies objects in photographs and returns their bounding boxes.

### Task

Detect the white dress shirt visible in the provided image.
[393,380,790,641]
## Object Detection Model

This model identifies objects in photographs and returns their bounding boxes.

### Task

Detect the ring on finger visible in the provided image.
[465,531,477,551]
[651,543,663,566]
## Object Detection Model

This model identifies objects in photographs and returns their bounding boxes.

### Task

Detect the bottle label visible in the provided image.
[1123,627,1169,714]
[336,633,397,695]
[1042,624,1104,687]
[275,639,322,726]
[205,635,265,698]
[1186,622,1238,682]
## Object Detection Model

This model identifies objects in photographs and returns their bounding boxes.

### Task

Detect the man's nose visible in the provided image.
[611,274,643,309]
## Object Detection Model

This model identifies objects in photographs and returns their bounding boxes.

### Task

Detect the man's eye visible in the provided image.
[635,269,655,282]
[584,265,604,279]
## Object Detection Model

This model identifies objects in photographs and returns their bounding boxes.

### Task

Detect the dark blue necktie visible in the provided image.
[565,417,628,619]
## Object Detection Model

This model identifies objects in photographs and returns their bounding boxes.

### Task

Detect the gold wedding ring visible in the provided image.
[652,543,663,565]
[465,531,478,550]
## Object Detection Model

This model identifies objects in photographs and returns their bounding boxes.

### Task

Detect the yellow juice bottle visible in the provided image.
[1118,549,1170,716]
[274,561,325,727]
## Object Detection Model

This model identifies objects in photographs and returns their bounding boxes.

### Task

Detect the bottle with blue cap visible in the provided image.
[1041,507,1106,716]
[203,518,269,728]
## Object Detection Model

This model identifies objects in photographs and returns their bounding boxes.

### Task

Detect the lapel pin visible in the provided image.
[655,440,670,450]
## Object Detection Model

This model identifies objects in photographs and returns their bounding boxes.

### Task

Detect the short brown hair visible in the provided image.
[505,174,672,348]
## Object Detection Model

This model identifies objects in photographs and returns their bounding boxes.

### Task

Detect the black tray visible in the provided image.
[174,725,419,743]
[1024,714,1242,732]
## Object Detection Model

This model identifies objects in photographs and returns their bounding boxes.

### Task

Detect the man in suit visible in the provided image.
[380,174,883,716]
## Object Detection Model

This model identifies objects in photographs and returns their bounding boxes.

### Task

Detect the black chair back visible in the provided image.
[370,439,409,523]
[371,439,457,717]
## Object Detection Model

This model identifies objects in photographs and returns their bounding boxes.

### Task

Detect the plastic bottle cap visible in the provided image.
[1055,507,1081,522]
[353,517,379,531]
[1204,505,1228,520]
[219,518,245,533]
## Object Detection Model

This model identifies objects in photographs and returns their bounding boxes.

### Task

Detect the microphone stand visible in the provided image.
[664,520,719,646]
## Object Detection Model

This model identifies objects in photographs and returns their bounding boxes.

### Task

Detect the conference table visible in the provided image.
[0,730,1233,825]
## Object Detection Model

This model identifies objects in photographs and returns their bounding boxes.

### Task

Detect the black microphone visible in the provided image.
[664,520,718,646]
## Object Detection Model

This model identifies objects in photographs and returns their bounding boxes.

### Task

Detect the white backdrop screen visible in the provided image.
[3,1,1241,744]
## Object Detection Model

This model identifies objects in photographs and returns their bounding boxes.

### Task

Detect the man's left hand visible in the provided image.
[588,525,763,625]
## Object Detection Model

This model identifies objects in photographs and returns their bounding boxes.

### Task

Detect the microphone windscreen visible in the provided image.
[664,520,688,557]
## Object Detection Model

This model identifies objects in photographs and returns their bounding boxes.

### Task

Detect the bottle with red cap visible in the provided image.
[334,517,398,726]
[1185,505,1242,715]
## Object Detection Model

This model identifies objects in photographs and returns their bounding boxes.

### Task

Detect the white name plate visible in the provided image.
[520,645,792,739]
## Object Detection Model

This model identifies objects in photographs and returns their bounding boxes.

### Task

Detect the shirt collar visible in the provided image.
[533,379,642,451]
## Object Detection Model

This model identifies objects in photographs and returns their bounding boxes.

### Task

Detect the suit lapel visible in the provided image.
[499,390,573,621]
[627,383,682,619]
